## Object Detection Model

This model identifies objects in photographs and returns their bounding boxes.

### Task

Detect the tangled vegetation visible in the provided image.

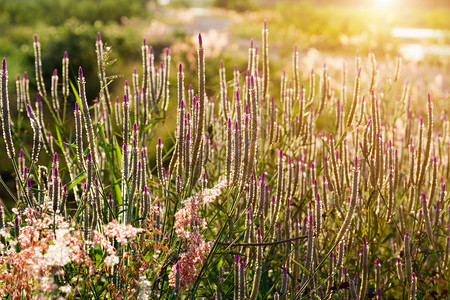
[0,21,448,299]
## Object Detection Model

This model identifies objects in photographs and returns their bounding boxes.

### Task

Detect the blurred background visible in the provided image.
[0,0,449,206]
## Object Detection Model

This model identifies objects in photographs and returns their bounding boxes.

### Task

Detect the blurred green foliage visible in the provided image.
[0,0,150,98]
[0,0,148,26]
[213,0,257,12]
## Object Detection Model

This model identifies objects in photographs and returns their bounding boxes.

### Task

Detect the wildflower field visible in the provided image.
[0,4,449,299]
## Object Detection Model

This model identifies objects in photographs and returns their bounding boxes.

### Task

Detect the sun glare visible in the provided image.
[373,0,394,8]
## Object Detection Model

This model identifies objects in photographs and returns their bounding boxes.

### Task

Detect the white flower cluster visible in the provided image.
[42,229,73,267]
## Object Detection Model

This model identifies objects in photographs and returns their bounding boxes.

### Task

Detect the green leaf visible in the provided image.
[143,117,164,132]
[54,125,64,151]
[67,172,86,191]
[381,232,396,244]
[70,80,82,111]
[291,258,310,276]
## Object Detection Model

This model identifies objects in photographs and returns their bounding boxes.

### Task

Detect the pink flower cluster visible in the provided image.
[174,179,227,240]
[169,179,227,289]
[102,220,144,244]
[0,207,91,297]
[169,239,212,290]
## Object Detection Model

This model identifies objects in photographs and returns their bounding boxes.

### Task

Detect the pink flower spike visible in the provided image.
[198,33,203,46]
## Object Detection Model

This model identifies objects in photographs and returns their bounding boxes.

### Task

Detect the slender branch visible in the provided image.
[212,235,308,247]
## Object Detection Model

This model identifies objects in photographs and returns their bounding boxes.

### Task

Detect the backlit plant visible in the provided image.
[0,21,448,299]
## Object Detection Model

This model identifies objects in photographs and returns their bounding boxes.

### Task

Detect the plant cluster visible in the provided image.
[0,21,449,299]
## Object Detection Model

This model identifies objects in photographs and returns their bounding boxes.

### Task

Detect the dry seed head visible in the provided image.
[33,35,47,97]
[404,232,413,287]
[1,58,15,158]
[26,104,42,162]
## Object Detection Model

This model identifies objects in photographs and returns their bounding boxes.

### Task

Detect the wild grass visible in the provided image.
[0,21,449,299]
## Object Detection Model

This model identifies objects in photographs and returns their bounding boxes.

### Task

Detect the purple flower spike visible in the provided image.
[34,34,38,43]
[123,94,128,103]
[53,69,57,76]
[64,51,68,59]
[75,102,79,111]
[17,74,21,81]
[158,137,162,145]
[179,63,182,73]
[54,152,58,163]
[198,33,203,46]
[26,104,32,115]
[2,57,6,72]
[87,152,92,161]
[78,66,83,78]
[97,32,101,42]
[257,227,261,236]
